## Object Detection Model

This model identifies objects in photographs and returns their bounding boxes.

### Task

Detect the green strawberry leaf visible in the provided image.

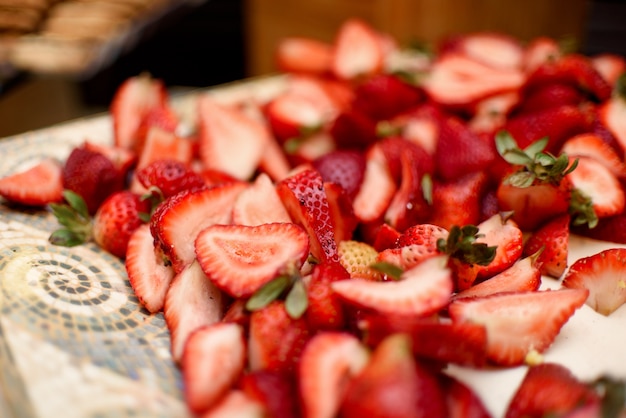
[437,224,496,266]
[370,261,404,281]
[48,229,88,247]
[285,279,308,319]
[246,275,290,311]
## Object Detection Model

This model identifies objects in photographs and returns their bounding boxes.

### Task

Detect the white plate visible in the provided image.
[0,75,623,418]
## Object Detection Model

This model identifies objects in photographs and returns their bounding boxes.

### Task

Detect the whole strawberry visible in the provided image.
[135,159,206,199]
[93,191,150,258]
[62,145,126,214]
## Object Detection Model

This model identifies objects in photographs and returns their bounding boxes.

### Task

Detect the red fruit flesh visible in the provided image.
[0,158,63,207]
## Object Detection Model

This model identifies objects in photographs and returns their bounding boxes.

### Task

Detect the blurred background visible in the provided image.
[0,0,624,137]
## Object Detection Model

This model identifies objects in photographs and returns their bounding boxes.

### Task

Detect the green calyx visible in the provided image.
[245,265,308,319]
[437,224,497,266]
[48,190,92,247]
[496,131,577,187]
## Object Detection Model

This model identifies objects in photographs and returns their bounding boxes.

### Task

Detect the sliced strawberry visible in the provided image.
[239,370,299,418]
[516,82,584,114]
[521,36,561,73]
[504,363,601,418]
[258,135,292,182]
[339,333,448,418]
[454,255,542,300]
[298,332,370,418]
[337,240,382,281]
[265,91,329,144]
[181,323,246,414]
[286,131,337,166]
[135,158,206,199]
[304,262,351,332]
[231,173,291,226]
[328,109,378,150]
[195,223,309,298]
[561,132,626,178]
[422,54,525,107]
[377,224,448,271]
[598,76,626,156]
[372,223,402,252]
[197,96,271,180]
[434,115,495,182]
[0,158,63,207]
[92,190,150,258]
[562,248,626,316]
[440,32,524,70]
[324,182,358,243]
[440,374,491,418]
[448,288,589,366]
[125,224,175,313]
[331,18,385,80]
[571,213,626,244]
[134,105,180,152]
[275,36,333,75]
[468,91,520,136]
[525,53,612,102]
[430,171,490,231]
[352,143,397,223]
[312,149,366,201]
[567,156,625,218]
[591,53,626,87]
[332,255,453,316]
[277,168,339,263]
[358,314,488,368]
[522,214,570,278]
[62,145,126,214]
[163,260,224,363]
[248,300,310,374]
[352,73,423,121]
[151,181,247,272]
[110,73,168,151]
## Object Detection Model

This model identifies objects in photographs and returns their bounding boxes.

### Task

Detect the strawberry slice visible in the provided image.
[197,96,271,180]
[264,91,329,144]
[248,300,310,374]
[0,158,63,206]
[504,363,601,418]
[454,255,542,300]
[304,262,351,332]
[562,248,626,316]
[331,255,453,316]
[312,149,366,201]
[275,36,333,75]
[331,18,385,80]
[195,223,310,298]
[561,133,626,178]
[591,53,626,87]
[164,260,224,363]
[298,332,370,418]
[201,389,265,417]
[231,173,292,226]
[277,168,340,263]
[151,181,247,272]
[448,288,589,366]
[440,32,524,70]
[567,156,625,219]
[571,213,626,244]
[181,323,246,414]
[125,224,175,313]
[521,36,561,73]
[430,171,490,231]
[110,73,168,151]
[522,214,570,279]
[135,159,206,199]
[598,75,626,160]
[352,143,397,223]
[339,333,448,418]
[376,224,448,271]
[337,240,382,281]
[516,82,584,114]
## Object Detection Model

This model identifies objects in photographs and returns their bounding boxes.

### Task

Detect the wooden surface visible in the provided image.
[244,0,590,76]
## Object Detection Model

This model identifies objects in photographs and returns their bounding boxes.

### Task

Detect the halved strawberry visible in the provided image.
[448,288,589,366]
[598,74,626,159]
[195,223,310,298]
[277,168,339,263]
[339,333,448,418]
[163,260,224,363]
[312,150,366,201]
[331,18,385,80]
[231,173,292,226]
[377,224,448,271]
[504,363,601,418]
[0,158,63,207]
[454,255,542,300]
[248,300,310,374]
[151,181,247,272]
[560,133,626,178]
[337,240,382,281]
[134,105,180,153]
[324,181,358,243]
[591,53,626,87]
[275,36,334,75]
[567,156,625,219]
[265,91,329,144]
[197,96,271,180]
[440,32,524,70]
[430,171,490,231]
[125,224,175,313]
[332,255,453,316]
[258,135,292,182]
[352,143,397,223]
[562,248,626,316]
[181,323,246,414]
[298,332,370,418]
[135,159,206,199]
[522,214,570,278]
[110,73,168,151]
[521,36,561,73]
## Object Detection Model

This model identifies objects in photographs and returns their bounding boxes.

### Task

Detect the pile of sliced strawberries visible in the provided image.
[2,18,626,416]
